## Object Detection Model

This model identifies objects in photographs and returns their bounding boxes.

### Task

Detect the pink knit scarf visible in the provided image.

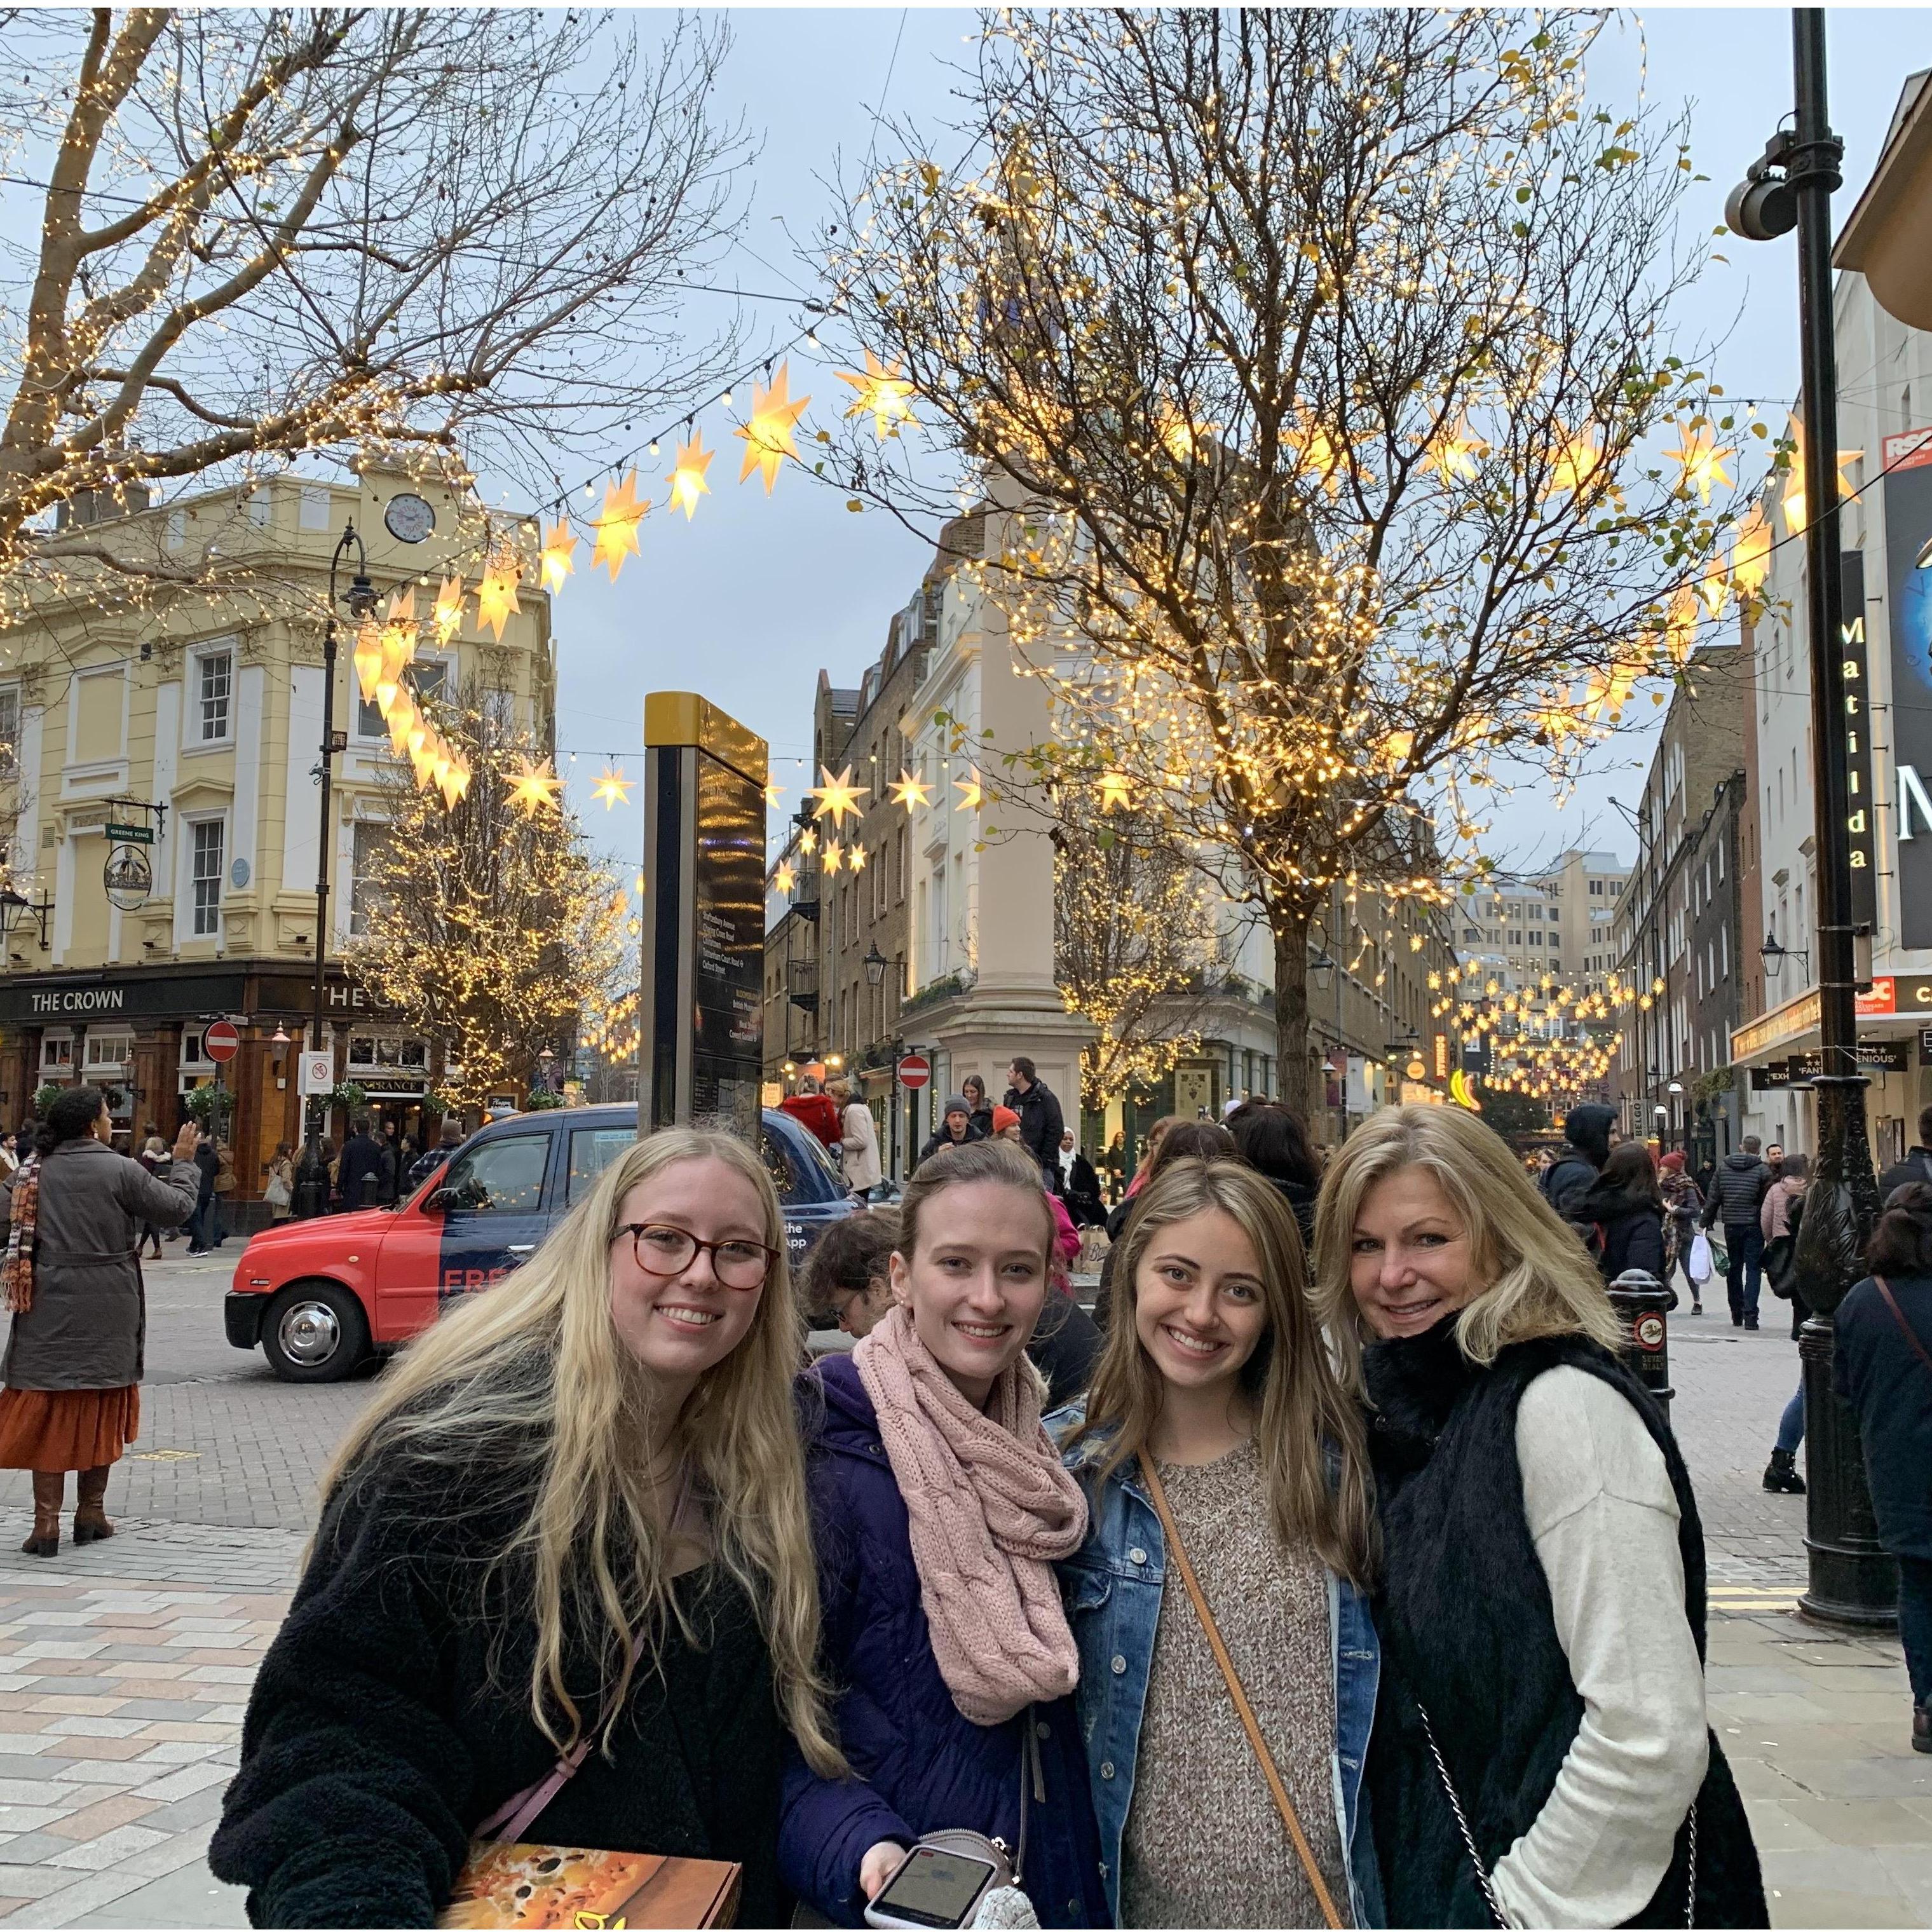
[855,1305,1087,1725]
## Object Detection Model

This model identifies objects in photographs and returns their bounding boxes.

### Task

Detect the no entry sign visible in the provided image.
[203,1019,241,1063]
[897,1053,931,1090]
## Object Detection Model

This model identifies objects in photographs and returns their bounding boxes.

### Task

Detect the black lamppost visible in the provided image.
[1727,10,1894,1627]
[295,526,377,1219]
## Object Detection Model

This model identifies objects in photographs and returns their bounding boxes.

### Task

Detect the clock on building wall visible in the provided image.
[383,493,435,545]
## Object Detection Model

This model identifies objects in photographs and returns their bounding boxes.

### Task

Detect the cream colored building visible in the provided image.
[0,468,554,1197]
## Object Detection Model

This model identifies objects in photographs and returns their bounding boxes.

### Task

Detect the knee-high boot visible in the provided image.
[72,1465,114,1544]
[22,1471,64,1556]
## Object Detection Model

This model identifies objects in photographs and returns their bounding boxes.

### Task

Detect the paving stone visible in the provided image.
[44,1823,170,1871]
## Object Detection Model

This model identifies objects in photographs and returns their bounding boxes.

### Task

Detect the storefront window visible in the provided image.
[39,1033,72,1074]
[82,1031,132,1075]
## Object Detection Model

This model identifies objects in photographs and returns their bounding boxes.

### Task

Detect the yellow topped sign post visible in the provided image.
[639,694,768,1138]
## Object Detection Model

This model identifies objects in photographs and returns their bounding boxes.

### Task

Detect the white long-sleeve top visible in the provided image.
[840,1101,882,1190]
[1488,1366,1709,1930]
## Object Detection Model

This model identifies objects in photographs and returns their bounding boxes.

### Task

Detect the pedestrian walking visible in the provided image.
[1577,1141,1668,1285]
[1821,1183,1932,1753]
[1102,1129,1126,1204]
[828,1078,883,1197]
[779,1138,1107,1927]
[1052,1159,1381,1928]
[915,1093,979,1166]
[779,1073,843,1154]
[135,1134,169,1258]
[1003,1056,1066,1187]
[0,1089,198,1556]
[1539,1100,1616,1226]
[262,1143,296,1223]
[209,1129,838,1924]
[1702,1134,1774,1328]
[1315,1105,1765,1928]
[960,1072,995,1142]
[408,1117,466,1192]
[186,1130,219,1255]
[1225,1099,1322,1247]
[1877,1105,1932,1200]
[1659,1151,1706,1312]
[334,1114,386,1213]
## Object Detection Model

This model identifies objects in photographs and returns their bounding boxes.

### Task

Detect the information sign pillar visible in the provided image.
[639,694,768,1141]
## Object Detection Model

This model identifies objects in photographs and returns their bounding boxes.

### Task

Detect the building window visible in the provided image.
[349,822,390,936]
[190,819,224,936]
[39,1033,72,1073]
[195,647,233,744]
[358,656,447,740]
[83,1030,132,1076]
[0,683,18,780]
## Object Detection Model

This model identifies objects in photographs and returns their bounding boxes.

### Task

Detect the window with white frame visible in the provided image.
[190,819,224,935]
[349,821,391,935]
[346,1032,428,1074]
[194,646,233,744]
[180,1024,210,1068]
[39,1031,72,1073]
[0,683,18,780]
[357,656,447,740]
[83,1030,132,1075]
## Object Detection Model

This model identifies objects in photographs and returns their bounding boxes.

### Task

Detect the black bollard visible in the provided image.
[359,1171,379,1211]
[1606,1269,1675,1420]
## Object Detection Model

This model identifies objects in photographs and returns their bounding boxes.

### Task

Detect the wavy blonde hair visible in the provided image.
[1311,1105,1622,1391]
[1068,1159,1375,1587]
[317,1128,842,1774]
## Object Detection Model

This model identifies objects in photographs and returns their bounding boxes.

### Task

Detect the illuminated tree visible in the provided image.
[1052,808,1234,1113]
[348,684,627,1108]
[0,10,747,600]
[824,10,1761,1121]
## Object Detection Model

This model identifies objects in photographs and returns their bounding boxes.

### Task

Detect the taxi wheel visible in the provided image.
[262,1281,369,1384]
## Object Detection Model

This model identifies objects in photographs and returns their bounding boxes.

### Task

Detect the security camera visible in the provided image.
[1725,132,1797,242]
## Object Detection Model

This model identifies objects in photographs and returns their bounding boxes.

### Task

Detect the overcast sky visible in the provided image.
[550,8,1932,883]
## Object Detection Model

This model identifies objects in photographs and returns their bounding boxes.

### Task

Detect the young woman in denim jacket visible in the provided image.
[1050,1159,1382,1927]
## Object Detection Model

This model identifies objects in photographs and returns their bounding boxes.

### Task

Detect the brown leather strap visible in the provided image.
[1138,1452,1344,1929]
[1874,1276,1932,1380]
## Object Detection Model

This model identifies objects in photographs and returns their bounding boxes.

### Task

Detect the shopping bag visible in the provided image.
[1687,1232,1713,1284]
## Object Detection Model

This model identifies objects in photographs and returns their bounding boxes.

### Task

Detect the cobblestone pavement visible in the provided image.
[0,1250,1920,1925]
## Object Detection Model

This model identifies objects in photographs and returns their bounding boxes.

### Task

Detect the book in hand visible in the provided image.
[440,1842,742,1930]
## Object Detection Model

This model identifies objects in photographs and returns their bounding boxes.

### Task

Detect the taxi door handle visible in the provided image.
[507,1243,536,1255]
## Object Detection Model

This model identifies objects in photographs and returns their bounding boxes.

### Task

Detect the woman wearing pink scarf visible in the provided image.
[779,1140,1106,1928]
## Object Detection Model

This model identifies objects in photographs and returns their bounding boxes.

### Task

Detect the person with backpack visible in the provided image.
[1575,1143,1668,1286]
[1539,1103,1615,1225]
[1701,1137,1774,1329]
[1760,1155,1813,1497]
[1879,1105,1932,1201]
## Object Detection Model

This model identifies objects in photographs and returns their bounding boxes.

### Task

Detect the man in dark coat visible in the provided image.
[1878,1103,1932,1202]
[1701,1135,1773,1328]
[1003,1056,1065,1187]
[1541,1102,1616,1222]
[915,1096,979,1167]
[406,1117,466,1192]
[335,1116,387,1213]
[187,1131,220,1255]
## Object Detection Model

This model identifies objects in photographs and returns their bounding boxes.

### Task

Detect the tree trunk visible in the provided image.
[1273,901,1314,1129]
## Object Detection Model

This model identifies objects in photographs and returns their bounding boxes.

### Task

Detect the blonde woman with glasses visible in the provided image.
[1313,1106,1765,1929]
[211,1129,840,1926]
[1052,1159,1380,1929]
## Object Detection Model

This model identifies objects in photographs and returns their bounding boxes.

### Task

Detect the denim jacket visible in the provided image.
[1045,1403,1384,1928]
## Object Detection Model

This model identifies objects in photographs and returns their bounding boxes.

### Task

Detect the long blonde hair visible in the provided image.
[317,1128,842,1774]
[1312,1105,1622,1392]
[1070,1159,1375,1588]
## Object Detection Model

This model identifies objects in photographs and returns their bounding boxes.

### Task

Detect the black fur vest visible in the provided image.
[1362,1318,1767,1929]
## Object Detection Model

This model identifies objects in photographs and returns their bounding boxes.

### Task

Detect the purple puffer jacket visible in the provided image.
[777,1354,1107,1928]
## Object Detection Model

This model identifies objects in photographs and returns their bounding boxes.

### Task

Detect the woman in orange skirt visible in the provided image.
[1,1089,199,1555]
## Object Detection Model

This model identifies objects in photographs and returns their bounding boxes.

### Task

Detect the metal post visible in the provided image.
[1606,1269,1676,1420]
[1786,9,1896,1627]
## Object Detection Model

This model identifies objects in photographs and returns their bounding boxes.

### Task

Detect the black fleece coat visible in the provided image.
[1362,1320,1766,1929]
[208,1448,790,1928]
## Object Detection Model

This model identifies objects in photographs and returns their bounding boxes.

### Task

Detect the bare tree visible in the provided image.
[0,8,749,589]
[822,10,1760,1122]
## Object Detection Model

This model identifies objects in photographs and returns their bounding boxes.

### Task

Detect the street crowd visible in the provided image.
[0,1071,1926,1928]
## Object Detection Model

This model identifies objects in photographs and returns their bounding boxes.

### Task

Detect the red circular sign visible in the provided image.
[203,1020,241,1064]
[897,1053,931,1090]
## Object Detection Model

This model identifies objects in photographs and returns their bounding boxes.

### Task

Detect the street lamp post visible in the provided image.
[1728,11,1893,1627]
[295,526,377,1220]
[1310,944,1343,1139]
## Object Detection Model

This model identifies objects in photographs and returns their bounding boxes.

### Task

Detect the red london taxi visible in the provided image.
[226,1105,856,1381]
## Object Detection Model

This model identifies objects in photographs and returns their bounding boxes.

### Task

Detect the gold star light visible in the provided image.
[888,768,934,812]
[666,433,714,520]
[351,620,384,703]
[849,842,868,871]
[1098,771,1133,812]
[507,756,563,817]
[592,471,648,580]
[734,362,811,494]
[1663,422,1734,505]
[954,767,984,813]
[539,519,578,594]
[838,349,917,440]
[821,838,844,874]
[773,861,796,895]
[477,551,522,641]
[1544,428,1604,498]
[1419,411,1487,482]
[807,763,868,827]
[432,576,465,646]
[798,827,818,855]
[592,767,633,810]
[764,780,785,808]
[1731,505,1771,604]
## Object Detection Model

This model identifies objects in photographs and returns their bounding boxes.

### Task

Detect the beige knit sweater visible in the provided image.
[1119,1437,1350,1928]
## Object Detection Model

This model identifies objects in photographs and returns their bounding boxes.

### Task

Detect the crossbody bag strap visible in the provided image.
[1874,1275,1932,1380]
[1137,1452,1343,1931]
